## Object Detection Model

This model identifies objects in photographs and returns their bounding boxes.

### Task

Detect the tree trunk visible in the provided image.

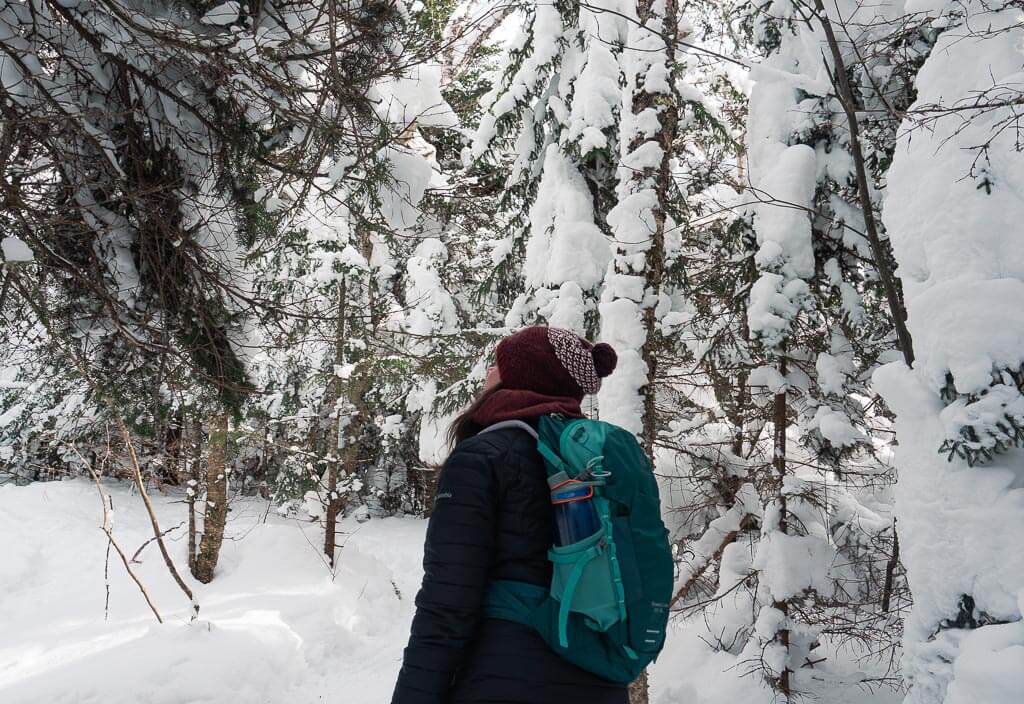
[810,0,913,367]
[323,440,342,567]
[636,0,679,459]
[809,0,911,616]
[324,221,376,566]
[627,3,679,701]
[323,279,347,567]
[881,517,900,612]
[628,671,649,704]
[771,356,792,700]
[193,412,229,584]
[325,369,372,567]
[187,417,199,574]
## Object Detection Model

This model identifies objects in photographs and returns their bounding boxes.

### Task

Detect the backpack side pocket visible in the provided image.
[549,527,621,646]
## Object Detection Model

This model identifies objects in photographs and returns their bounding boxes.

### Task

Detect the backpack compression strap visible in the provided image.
[549,542,603,647]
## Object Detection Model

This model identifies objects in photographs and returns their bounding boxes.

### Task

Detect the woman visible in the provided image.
[391,325,624,704]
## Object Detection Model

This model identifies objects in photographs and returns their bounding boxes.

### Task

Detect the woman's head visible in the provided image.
[446,326,617,447]
[493,326,617,401]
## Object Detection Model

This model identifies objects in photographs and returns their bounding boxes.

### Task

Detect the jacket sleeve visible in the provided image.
[391,442,501,704]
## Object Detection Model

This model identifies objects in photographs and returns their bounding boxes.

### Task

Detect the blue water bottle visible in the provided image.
[551,481,600,546]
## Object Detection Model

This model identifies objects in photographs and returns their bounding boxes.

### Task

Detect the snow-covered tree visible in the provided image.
[658,0,763,617]
[0,0,416,410]
[0,0,455,578]
[470,0,626,334]
[597,0,680,454]
[714,0,920,695]
[875,3,1024,702]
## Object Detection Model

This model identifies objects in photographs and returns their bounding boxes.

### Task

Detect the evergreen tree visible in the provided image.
[598,0,680,456]
[470,0,626,335]
[707,0,918,695]
[874,2,1024,702]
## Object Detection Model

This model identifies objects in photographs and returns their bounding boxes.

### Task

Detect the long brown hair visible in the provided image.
[446,383,503,449]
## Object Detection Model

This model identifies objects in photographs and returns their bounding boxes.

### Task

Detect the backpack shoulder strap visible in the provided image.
[478,419,539,440]
[481,418,573,478]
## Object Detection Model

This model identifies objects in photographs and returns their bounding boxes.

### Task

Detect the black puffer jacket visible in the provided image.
[391,425,628,704]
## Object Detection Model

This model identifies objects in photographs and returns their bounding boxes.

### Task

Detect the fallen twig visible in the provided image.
[85,464,163,624]
[120,421,200,619]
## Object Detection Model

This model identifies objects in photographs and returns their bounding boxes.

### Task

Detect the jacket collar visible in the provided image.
[470,388,584,427]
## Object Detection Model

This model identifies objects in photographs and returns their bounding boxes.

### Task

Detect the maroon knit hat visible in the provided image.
[495,326,618,401]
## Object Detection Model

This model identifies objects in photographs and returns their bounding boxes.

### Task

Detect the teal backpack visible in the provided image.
[480,415,673,684]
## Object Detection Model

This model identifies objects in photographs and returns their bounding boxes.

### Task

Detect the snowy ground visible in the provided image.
[0,479,901,703]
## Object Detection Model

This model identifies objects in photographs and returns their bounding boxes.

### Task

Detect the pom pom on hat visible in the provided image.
[591,343,617,378]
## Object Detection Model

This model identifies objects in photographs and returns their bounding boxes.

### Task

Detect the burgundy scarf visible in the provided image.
[471,388,584,427]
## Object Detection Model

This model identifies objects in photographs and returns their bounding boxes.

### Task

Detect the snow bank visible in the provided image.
[0,480,425,704]
[874,364,1024,703]
[944,615,1024,704]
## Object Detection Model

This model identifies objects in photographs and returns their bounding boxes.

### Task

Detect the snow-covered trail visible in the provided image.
[0,480,899,703]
